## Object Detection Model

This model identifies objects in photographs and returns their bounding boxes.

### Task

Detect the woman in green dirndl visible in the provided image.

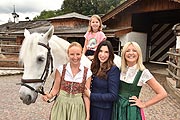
[112,42,167,120]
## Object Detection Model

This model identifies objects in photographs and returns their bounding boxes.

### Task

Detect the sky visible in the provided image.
[0,0,64,25]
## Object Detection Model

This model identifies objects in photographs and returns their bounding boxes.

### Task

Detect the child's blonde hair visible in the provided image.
[88,14,103,32]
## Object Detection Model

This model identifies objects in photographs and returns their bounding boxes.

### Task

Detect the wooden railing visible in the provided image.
[167,48,180,88]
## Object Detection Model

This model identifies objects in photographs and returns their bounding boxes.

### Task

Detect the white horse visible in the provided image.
[19,26,121,105]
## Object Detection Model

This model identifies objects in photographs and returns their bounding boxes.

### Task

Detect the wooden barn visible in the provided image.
[0,12,92,68]
[102,0,180,63]
[0,0,180,68]
[48,12,89,29]
[47,12,90,45]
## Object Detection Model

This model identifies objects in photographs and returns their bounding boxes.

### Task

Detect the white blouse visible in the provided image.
[120,64,153,86]
[57,63,92,83]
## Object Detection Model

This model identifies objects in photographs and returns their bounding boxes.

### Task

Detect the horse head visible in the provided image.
[18,26,66,105]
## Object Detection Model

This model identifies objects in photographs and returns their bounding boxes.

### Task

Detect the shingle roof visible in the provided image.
[0,20,51,33]
[48,12,90,20]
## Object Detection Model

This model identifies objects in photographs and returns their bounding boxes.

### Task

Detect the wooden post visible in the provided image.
[0,40,6,59]
[169,48,175,75]
[176,48,180,88]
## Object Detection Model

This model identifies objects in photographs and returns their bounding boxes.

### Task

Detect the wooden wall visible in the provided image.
[50,18,89,28]
[104,0,180,29]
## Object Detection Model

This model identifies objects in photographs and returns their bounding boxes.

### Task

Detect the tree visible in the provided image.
[33,0,125,20]
[60,0,123,15]
[33,10,57,20]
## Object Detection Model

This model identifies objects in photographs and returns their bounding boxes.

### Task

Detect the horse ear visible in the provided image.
[24,29,30,37]
[43,26,54,42]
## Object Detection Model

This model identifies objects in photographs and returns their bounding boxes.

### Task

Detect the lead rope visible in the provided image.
[46,64,66,103]
[38,43,54,96]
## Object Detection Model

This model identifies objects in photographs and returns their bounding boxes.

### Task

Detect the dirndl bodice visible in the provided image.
[60,64,87,94]
[112,70,143,120]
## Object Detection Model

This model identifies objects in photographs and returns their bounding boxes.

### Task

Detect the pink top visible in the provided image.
[84,31,106,51]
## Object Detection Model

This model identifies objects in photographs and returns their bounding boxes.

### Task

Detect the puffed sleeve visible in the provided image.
[84,31,89,39]
[140,69,153,84]
[86,68,92,79]
[100,31,106,40]
[57,64,63,74]
[90,66,120,102]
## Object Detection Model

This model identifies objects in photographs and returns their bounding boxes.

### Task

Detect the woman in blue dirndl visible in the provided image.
[84,40,120,120]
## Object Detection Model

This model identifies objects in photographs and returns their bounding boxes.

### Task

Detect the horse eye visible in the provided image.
[37,56,45,62]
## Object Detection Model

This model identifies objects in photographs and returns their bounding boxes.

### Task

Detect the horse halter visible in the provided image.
[18,42,53,95]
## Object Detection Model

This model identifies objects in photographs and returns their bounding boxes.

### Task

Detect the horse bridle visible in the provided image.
[18,42,53,95]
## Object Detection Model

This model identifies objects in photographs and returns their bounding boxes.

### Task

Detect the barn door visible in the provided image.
[149,23,176,62]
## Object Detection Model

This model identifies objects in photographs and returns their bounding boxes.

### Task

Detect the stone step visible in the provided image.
[0,67,23,70]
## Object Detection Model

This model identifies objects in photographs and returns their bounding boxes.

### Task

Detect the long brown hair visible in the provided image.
[91,40,114,79]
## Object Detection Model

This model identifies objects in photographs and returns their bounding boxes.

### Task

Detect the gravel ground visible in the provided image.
[0,72,180,120]
[0,75,52,120]
[140,73,180,120]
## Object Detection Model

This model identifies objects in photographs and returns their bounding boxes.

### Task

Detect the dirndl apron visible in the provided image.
[112,70,145,120]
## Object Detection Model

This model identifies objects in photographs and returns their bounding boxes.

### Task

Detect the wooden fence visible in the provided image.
[0,40,22,69]
[167,48,180,88]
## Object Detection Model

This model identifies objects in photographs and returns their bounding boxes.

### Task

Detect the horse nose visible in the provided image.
[20,94,31,100]
[26,95,31,101]
[20,95,32,105]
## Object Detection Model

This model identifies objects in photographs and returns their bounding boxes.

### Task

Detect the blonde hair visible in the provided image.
[88,14,103,32]
[67,42,82,54]
[121,42,145,72]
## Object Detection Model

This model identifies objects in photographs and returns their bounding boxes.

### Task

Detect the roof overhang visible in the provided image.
[104,27,132,37]
[102,0,139,22]
[3,26,132,38]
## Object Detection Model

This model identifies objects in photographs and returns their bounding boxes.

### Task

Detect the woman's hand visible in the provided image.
[129,96,146,108]
[86,115,90,120]
[42,92,53,102]
[84,85,91,98]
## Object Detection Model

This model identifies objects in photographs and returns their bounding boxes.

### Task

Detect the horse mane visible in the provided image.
[19,33,40,63]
